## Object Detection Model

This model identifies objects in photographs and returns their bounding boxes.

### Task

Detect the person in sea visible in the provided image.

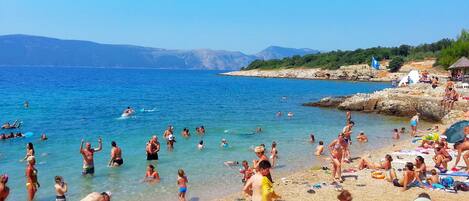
[452,139,469,172]
[54,176,68,201]
[315,141,324,156]
[26,156,40,201]
[41,133,48,141]
[253,146,269,170]
[23,142,35,161]
[80,137,103,176]
[1,120,21,129]
[0,174,9,201]
[195,126,205,135]
[342,121,354,162]
[122,106,135,117]
[400,127,406,135]
[390,162,419,191]
[255,127,262,133]
[163,125,175,151]
[108,141,123,167]
[220,139,229,148]
[328,134,347,182]
[346,111,352,124]
[357,154,393,170]
[356,131,368,143]
[392,128,400,140]
[197,140,204,150]
[144,164,160,183]
[146,136,160,161]
[80,191,111,201]
[309,133,315,143]
[181,128,190,138]
[410,113,420,136]
[275,111,282,117]
[270,141,278,167]
[177,169,188,201]
[24,100,29,108]
[240,160,253,184]
[287,112,294,118]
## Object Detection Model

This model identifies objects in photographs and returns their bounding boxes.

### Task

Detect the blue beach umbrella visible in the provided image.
[443,120,469,143]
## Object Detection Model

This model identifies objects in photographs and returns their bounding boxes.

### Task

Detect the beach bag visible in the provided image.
[441,177,454,188]
[454,181,469,191]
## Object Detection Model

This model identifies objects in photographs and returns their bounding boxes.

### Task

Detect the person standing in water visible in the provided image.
[163,126,175,151]
[410,113,420,136]
[146,136,160,161]
[23,142,35,161]
[80,137,103,176]
[108,141,123,167]
[54,176,68,201]
[315,141,324,156]
[144,164,160,183]
[346,111,352,124]
[26,156,39,201]
[270,142,278,167]
[177,169,188,201]
[342,121,354,162]
[0,174,9,201]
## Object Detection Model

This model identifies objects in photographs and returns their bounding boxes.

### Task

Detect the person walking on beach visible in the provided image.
[146,136,160,161]
[329,135,346,182]
[0,174,9,201]
[108,141,123,167]
[270,142,278,167]
[452,140,469,172]
[177,169,188,201]
[410,113,420,136]
[54,176,68,201]
[26,156,40,201]
[243,166,263,201]
[80,137,103,176]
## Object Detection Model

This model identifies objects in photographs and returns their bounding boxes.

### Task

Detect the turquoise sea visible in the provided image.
[1,67,412,201]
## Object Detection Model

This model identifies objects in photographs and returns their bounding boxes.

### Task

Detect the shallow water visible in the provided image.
[0,67,411,200]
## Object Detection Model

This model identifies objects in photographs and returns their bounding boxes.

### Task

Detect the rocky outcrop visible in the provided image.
[302,96,350,107]
[305,83,469,122]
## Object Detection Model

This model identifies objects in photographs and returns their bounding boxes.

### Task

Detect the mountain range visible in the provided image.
[0,34,318,70]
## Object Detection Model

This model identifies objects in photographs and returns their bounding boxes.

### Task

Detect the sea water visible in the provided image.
[1,67,411,201]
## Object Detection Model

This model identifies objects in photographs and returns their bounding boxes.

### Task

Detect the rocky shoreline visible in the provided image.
[305,83,469,123]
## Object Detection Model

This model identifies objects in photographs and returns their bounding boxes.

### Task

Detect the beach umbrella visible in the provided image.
[443,120,469,143]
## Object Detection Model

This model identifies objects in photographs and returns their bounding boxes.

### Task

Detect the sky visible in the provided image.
[1,0,469,54]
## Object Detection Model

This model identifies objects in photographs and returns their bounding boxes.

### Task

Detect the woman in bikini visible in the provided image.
[328,134,347,182]
[26,156,39,201]
[144,164,160,183]
[270,141,278,167]
[23,142,35,161]
[414,156,427,184]
[357,154,393,170]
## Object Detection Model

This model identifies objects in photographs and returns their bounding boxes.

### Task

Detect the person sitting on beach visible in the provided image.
[410,113,420,136]
[41,133,48,141]
[328,134,347,182]
[270,142,278,167]
[315,141,324,156]
[309,133,315,143]
[427,169,439,185]
[181,128,190,137]
[441,86,458,111]
[392,128,400,140]
[433,143,452,171]
[23,142,35,161]
[0,174,9,201]
[357,154,393,170]
[177,169,188,201]
[220,139,229,148]
[108,141,123,167]
[146,136,160,161]
[54,176,68,201]
[414,156,427,184]
[163,126,175,151]
[431,77,439,89]
[451,140,469,172]
[337,190,352,201]
[144,164,160,183]
[240,160,253,184]
[197,140,204,150]
[390,162,419,191]
[356,131,368,143]
[80,192,111,201]
[80,137,103,176]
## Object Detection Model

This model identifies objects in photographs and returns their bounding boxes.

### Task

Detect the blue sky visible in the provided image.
[1,0,469,54]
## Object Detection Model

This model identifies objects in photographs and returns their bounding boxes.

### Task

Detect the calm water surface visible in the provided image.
[0,67,410,200]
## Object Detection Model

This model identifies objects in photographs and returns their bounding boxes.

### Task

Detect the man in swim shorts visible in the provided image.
[452,140,469,172]
[146,136,160,161]
[108,141,123,167]
[80,137,102,175]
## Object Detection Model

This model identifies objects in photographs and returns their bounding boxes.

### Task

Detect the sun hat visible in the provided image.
[254,146,264,153]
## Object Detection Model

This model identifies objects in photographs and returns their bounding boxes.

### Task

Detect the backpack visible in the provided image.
[440,177,454,188]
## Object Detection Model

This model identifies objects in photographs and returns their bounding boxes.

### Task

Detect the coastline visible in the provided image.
[217,122,469,201]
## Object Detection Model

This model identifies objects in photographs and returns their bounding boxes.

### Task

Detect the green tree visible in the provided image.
[436,29,469,69]
[388,56,404,72]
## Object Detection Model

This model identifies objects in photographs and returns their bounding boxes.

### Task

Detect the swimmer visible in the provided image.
[356,131,368,143]
[80,137,103,176]
[392,128,400,140]
[146,136,160,161]
[315,141,324,156]
[41,133,48,141]
[23,143,35,161]
[224,161,239,167]
[144,164,160,183]
[164,126,175,151]
[309,133,315,143]
[80,191,111,201]
[400,127,406,135]
[181,128,190,137]
[255,127,262,133]
[196,126,205,135]
[197,140,204,150]
[270,141,278,167]
[287,112,294,118]
[177,169,188,201]
[24,101,29,108]
[54,176,68,201]
[276,111,282,117]
[0,174,9,201]
[220,139,229,148]
[121,106,135,117]
[108,141,123,167]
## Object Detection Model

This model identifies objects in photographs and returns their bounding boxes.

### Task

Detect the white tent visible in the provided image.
[398,70,420,87]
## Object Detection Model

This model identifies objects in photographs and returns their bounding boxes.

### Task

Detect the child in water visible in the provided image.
[220,139,228,148]
[197,140,204,150]
[393,128,400,140]
[145,164,160,183]
[177,169,188,201]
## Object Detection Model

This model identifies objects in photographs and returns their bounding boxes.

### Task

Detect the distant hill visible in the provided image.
[0,35,319,70]
[256,46,319,60]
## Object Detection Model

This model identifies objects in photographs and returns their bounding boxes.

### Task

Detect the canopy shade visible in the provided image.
[449,56,469,69]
